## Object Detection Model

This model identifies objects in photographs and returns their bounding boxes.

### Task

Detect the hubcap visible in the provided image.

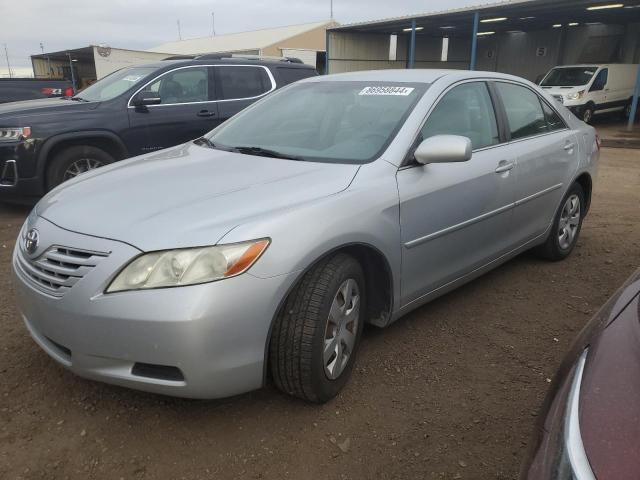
[558,194,581,250]
[63,158,105,181]
[324,278,360,380]
[583,109,592,123]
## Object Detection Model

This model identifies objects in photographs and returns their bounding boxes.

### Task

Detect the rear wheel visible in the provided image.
[269,253,365,403]
[534,183,585,261]
[47,145,114,191]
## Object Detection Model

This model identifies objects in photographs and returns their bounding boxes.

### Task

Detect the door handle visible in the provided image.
[564,142,575,151]
[495,161,515,173]
[197,110,216,117]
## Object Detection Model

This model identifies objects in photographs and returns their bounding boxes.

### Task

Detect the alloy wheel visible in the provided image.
[558,194,581,250]
[324,278,360,380]
[63,158,105,181]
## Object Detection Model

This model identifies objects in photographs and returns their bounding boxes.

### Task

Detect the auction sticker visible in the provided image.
[359,86,415,96]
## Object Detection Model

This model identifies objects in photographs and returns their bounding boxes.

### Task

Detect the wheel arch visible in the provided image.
[574,172,593,214]
[262,241,394,386]
[37,131,129,188]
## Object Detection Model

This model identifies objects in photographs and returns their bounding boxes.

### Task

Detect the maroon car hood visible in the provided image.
[579,291,640,479]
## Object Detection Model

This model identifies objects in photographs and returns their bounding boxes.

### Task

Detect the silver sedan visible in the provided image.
[12,70,599,402]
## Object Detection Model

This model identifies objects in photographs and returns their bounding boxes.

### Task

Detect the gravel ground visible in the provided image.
[0,148,638,480]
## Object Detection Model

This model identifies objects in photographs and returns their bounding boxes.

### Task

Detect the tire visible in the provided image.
[582,105,594,124]
[534,183,585,261]
[47,145,115,191]
[269,253,365,403]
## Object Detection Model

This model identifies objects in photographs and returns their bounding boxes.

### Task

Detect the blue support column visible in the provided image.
[325,30,330,75]
[470,11,479,70]
[627,64,640,131]
[408,19,416,69]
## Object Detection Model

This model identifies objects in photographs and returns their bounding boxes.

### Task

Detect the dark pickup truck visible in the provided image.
[0,78,74,104]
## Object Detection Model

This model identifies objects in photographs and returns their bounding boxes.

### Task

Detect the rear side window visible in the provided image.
[420,82,499,150]
[496,83,548,140]
[142,67,209,105]
[215,66,272,100]
[540,100,565,132]
[277,67,317,85]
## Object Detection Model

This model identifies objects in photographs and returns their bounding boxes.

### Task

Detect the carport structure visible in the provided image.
[327,0,640,130]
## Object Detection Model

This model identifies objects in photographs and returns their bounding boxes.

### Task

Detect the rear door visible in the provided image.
[493,81,578,242]
[396,81,518,306]
[213,65,276,124]
[125,66,219,155]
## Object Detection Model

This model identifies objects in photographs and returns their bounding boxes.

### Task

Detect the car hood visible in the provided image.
[540,86,587,96]
[0,97,98,120]
[37,143,360,251]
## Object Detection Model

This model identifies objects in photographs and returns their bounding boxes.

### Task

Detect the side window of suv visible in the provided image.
[496,83,548,140]
[215,66,273,100]
[420,82,500,150]
[141,67,209,105]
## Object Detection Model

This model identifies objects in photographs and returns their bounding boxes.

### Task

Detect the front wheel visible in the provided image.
[534,183,585,261]
[269,253,365,403]
[47,145,114,191]
[582,105,594,124]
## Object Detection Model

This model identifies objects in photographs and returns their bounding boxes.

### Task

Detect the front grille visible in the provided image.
[16,245,108,296]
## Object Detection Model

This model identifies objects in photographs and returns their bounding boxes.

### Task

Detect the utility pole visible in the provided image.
[177,19,182,40]
[330,0,334,20]
[3,44,12,78]
[67,53,76,94]
[211,12,216,36]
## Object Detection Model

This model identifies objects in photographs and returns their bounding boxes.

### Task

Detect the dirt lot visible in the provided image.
[0,148,638,480]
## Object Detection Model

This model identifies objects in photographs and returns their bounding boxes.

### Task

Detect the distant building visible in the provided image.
[150,20,336,73]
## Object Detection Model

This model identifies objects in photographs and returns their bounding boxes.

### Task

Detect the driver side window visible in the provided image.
[590,69,608,92]
[420,82,500,151]
[141,67,209,105]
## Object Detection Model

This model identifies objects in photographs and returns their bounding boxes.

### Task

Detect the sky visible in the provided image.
[1,0,486,76]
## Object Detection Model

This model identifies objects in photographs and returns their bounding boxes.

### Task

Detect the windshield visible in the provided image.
[207,81,427,164]
[541,67,598,87]
[73,66,156,102]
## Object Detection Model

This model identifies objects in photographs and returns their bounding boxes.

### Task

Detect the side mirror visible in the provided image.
[132,91,162,107]
[414,135,472,165]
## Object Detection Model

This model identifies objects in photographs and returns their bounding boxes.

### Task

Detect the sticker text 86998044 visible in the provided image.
[359,86,415,96]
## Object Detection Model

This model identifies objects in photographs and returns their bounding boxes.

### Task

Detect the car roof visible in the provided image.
[131,58,316,70]
[304,69,533,85]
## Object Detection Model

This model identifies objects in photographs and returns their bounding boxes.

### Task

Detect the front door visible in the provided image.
[588,68,609,110]
[397,81,517,306]
[125,66,220,155]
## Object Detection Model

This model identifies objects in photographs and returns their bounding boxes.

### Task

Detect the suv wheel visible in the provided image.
[47,145,114,190]
[534,183,585,261]
[269,253,365,403]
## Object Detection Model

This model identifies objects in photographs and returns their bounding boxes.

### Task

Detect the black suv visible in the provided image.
[0,56,316,201]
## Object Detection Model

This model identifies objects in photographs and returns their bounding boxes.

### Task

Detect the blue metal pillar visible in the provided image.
[470,11,479,70]
[627,64,640,131]
[408,19,416,69]
[325,29,330,75]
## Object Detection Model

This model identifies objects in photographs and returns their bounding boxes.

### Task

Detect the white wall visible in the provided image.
[93,47,169,79]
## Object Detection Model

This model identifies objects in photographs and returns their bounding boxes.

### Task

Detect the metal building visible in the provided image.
[327,0,640,128]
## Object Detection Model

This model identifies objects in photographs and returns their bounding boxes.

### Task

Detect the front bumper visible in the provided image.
[12,215,296,399]
[0,141,43,202]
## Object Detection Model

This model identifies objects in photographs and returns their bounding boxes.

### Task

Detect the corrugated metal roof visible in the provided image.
[149,21,334,55]
[330,0,535,30]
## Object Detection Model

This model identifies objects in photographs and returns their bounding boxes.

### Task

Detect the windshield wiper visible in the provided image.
[193,137,218,149]
[70,96,89,102]
[231,146,304,161]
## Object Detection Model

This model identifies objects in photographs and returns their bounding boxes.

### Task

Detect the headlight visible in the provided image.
[0,127,31,142]
[106,239,270,293]
[566,90,585,101]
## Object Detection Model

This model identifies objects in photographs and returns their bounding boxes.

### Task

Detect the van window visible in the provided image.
[420,82,499,150]
[590,69,608,92]
[215,66,272,100]
[541,67,597,87]
[496,83,548,140]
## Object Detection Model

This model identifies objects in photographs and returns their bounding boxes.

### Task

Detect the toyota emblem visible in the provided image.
[24,228,39,255]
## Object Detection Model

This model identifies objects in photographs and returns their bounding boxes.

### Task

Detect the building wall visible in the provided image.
[262,23,336,57]
[327,31,408,73]
[93,47,169,79]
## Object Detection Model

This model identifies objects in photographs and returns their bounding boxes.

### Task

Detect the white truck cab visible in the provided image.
[539,64,639,123]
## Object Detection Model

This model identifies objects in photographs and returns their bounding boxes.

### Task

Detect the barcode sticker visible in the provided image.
[359,86,415,96]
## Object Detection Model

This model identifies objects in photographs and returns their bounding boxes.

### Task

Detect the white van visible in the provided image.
[539,64,639,123]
